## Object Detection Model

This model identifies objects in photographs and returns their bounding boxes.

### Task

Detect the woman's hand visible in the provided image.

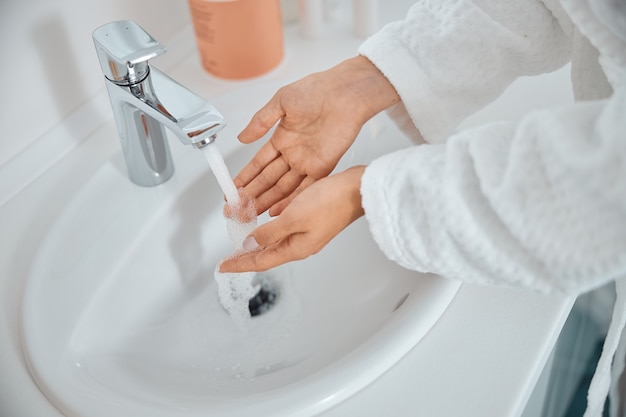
[234,56,399,216]
[219,166,367,272]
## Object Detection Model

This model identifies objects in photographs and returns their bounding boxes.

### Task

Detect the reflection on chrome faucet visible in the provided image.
[93,20,225,186]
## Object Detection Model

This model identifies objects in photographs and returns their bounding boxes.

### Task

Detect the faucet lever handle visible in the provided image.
[93,20,166,85]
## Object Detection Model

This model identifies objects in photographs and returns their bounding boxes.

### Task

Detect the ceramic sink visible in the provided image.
[20,85,460,417]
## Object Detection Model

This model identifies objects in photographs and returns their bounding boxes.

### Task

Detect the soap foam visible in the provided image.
[214,196,259,330]
[213,267,257,331]
[224,195,257,249]
[201,142,260,328]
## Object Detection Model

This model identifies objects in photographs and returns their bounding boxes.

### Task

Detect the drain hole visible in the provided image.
[249,274,280,317]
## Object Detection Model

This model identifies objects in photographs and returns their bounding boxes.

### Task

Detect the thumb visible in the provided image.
[241,215,292,252]
[238,94,284,144]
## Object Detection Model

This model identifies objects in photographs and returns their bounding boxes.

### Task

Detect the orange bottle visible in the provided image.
[188,0,284,79]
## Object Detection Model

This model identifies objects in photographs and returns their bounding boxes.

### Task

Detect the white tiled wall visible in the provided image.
[0,0,192,168]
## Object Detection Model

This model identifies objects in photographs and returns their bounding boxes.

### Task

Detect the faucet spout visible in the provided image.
[93,21,225,186]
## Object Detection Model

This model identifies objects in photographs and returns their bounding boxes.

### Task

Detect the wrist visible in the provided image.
[328,56,400,123]
[342,165,367,220]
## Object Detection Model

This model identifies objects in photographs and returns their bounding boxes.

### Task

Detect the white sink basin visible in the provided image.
[20,87,460,417]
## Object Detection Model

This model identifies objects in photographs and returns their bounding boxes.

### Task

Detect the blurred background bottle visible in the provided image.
[188,0,284,79]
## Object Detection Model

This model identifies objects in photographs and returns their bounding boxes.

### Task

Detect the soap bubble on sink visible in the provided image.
[214,267,258,331]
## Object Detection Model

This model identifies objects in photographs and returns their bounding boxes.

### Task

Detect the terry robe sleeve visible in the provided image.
[357,0,626,295]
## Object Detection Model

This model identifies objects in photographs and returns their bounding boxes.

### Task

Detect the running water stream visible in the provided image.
[201,143,259,329]
[201,142,240,205]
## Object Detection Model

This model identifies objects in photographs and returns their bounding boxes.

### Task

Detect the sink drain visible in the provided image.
[249,274,279,317]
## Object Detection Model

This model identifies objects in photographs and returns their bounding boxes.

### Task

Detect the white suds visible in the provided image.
[202,142,259,328]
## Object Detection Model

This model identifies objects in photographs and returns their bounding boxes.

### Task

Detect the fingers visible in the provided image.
[255,170,306,215]
[242,155,290,196]
[221,234,311,273]
[235,146,310,215]
[219,239,294,272]
[218,169,364,273]
[219,217,297,272]
[219,250,266,272]
[223,189,257,223]
[268,176,316,216]
[233,140,281,188]
[238,92,284,144]
[234,92,285,190]
[250,211,293,247]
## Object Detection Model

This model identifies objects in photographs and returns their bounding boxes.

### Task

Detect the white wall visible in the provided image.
[0,0,192,168]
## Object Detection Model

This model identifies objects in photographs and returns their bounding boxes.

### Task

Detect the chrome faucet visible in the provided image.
[93,20,225,186]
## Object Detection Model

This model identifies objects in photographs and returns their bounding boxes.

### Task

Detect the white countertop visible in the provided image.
[0,16,574,417]
[321,284,572,417]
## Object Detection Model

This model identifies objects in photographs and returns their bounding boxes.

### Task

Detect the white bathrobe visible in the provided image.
[358,0,626,416]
